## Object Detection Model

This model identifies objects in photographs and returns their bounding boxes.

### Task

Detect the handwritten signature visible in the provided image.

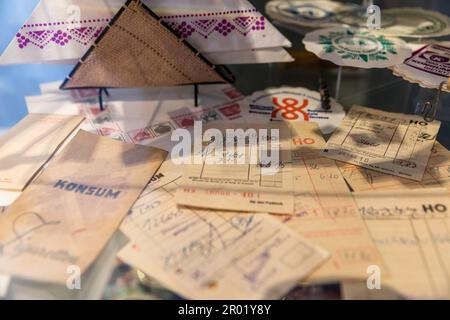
[0,212,61,256]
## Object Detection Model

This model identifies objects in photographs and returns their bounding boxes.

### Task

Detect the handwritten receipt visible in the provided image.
[337,142,450,192]
[119,167,328,300]
[281,123,386,282]
[322,105,441,181]
[343,188,450,299]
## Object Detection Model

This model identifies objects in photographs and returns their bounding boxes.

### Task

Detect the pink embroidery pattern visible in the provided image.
[16,19,109,49]
[164,10,266,39]
[15,9,265,49]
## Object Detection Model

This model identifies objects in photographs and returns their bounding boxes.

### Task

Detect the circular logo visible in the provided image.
[420,51,450,64]
[333,35,383,55]
[247,87,346,134]
[416,16,445,35]
[271,97,309,121]
[279,4,331,21]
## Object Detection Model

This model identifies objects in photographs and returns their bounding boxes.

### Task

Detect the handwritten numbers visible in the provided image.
[66,265,81,290]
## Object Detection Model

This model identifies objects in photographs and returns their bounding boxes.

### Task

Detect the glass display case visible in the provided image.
[1,0,450,301]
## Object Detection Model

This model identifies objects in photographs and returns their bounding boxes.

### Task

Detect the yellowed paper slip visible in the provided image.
[337,142,450,192]
[279,123,386,282]
[0,190,20,207]
[343,188,450,299]
[0,114,84,191]
[0,274,9,298]
[0,131,167,284]
[322,105,441,181]
[119,166,328,300]
[175,123,294,214]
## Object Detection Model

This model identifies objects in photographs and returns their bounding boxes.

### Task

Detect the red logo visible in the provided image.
[178,118,195,128]
[99,128,118,136]
[271,97,309,121]
[223,88,243,100]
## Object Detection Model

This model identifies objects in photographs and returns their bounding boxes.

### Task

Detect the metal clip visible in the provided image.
[421,81,446,123]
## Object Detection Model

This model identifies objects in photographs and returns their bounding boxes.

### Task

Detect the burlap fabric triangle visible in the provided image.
[61,0,233,89]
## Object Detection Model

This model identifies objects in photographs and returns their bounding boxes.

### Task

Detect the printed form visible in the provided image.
[175,123,294,214]
[322,105,441,181]
[337,142,450,192]
[343,188,450,299]
[280,123,386,282]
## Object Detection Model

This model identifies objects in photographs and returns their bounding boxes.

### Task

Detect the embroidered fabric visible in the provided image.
[16,11,266,51]
[0,0,292,65]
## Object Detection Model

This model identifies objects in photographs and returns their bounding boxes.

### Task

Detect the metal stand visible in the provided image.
[335,66,343,102]
[319,72,331,110]
[98,88,110,111]
[194,84,199,107]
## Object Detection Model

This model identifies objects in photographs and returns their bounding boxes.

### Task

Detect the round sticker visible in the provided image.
[266,0,358,28]
[303,27,412,69]
[376,8,450,38]
[392,42,450,92]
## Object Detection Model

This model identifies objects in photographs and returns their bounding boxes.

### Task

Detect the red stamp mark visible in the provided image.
[128,128,154,143]
[218,103,241,118]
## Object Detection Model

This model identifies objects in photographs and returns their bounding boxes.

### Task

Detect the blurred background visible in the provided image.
[0,0,72,133]
[1,0,450,146]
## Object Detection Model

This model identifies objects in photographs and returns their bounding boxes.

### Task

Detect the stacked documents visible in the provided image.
[119,159,328,300]
[0,80,450,300]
